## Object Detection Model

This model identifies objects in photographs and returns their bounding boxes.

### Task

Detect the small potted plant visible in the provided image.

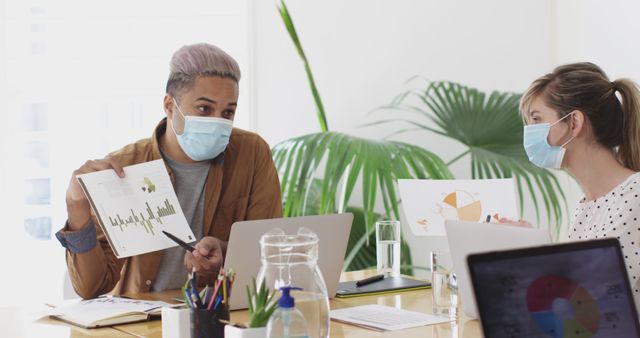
[225,278,278,338]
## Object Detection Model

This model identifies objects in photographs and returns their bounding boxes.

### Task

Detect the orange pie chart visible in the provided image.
[441,191,482,222]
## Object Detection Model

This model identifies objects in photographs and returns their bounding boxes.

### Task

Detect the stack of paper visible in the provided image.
[330,304,452,331]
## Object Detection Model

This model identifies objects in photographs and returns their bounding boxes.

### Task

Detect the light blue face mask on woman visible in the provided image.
[171,98,233,161]
[523,113,574,169]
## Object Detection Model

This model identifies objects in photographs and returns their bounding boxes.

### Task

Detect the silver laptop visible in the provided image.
[224,213,353,310]
[444,220,551,318]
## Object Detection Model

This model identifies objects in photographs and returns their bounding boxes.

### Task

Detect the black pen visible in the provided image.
[162,230,195,252]
[355,274,385,287]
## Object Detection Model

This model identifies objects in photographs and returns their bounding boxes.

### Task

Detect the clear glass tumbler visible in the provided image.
[375,220,401,277]
[430,250,458,318]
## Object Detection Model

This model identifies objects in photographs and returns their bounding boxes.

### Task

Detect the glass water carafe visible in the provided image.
[256,227,330,338]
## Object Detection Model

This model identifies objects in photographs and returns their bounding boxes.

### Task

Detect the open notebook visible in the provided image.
[48,297,174,329]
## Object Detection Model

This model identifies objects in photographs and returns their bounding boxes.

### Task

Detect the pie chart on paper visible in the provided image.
[438,190,483,222]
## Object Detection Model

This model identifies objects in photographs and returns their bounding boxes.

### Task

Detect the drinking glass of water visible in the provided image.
[375,220,401,277]
[430,251,458,318]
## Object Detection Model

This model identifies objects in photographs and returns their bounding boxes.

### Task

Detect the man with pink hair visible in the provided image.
[56,43,282,298]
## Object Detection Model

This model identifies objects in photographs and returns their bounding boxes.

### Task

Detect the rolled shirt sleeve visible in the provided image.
[55,220,98,254]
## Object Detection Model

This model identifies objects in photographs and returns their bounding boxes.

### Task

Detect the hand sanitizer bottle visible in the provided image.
[267,286,309,338]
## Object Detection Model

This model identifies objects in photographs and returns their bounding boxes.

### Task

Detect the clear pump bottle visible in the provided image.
[267,286,309,338]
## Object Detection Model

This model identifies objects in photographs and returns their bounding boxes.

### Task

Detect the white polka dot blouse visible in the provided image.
[568,172,640,309]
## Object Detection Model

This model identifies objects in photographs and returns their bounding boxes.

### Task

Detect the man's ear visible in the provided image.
[569,110,586,138]
[163,95,174,118]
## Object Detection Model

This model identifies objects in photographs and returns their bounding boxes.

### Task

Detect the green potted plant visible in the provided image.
[273,0,452,275]
[225,278,278,338]
[273,0,567,260]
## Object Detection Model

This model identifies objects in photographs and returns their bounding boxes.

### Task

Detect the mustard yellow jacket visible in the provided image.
[65,119,282,298]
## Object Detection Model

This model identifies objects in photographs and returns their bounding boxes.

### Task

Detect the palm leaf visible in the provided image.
[380,81,567,236]
[273,131,454,231]
[277,0,329,132]
[274,1,454,273]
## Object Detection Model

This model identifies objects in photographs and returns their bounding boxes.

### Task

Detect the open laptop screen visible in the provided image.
[468,238,640,338]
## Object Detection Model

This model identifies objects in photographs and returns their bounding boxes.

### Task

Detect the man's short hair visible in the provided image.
[166,43,241,98]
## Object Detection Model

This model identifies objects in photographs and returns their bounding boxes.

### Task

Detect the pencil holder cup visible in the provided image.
[190,305,230,338]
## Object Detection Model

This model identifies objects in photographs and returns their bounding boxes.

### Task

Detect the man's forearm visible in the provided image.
[66,197,92,231]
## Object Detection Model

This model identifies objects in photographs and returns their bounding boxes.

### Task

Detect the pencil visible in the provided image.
[208,275,224,310]
[222,274,227,304]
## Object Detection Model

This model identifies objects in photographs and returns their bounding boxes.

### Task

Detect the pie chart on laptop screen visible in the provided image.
[527,275,601,338]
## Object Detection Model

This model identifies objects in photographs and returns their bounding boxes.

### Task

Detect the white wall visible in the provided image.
[252,0,557,146]
[0,0,252,306]
[250,0,558,274]
[556,0,640,81]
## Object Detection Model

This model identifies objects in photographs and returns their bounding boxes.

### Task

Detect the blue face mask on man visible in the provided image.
[523,113,574,169]
[170,98,233,161]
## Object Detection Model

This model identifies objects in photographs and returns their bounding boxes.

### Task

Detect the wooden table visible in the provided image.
[0,307,131,337]
[116,270,483,338]
[4,271,482,337]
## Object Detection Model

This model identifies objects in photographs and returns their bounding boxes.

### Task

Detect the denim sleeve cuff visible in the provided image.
[55,220,98,254]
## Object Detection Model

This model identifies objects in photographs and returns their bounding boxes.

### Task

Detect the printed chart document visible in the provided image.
[398,178,518,236]
[47,297,174,329]
[77,159,194,258]
[330,304,451,331]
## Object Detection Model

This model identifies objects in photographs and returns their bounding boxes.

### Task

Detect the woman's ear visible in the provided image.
[163,95,174,118]
[569,110,586,137]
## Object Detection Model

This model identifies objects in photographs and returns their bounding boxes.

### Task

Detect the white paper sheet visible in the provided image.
[77,159,194,258]
[330,304,452,331]
[398,178,518,237]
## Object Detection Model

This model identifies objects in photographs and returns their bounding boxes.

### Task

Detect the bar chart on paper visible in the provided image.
[108,199,177,235]
[77,159,194,258]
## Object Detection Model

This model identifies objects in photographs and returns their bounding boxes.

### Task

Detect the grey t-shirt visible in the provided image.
[152,152,210,291]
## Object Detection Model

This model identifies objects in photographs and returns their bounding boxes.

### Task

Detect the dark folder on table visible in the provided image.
[335,276,430,298]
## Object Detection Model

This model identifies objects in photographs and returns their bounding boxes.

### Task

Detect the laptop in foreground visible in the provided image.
[224,213,353,310]
[468,238,640,338]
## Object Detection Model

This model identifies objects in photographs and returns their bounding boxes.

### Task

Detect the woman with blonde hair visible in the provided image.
[503,62,640,306]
